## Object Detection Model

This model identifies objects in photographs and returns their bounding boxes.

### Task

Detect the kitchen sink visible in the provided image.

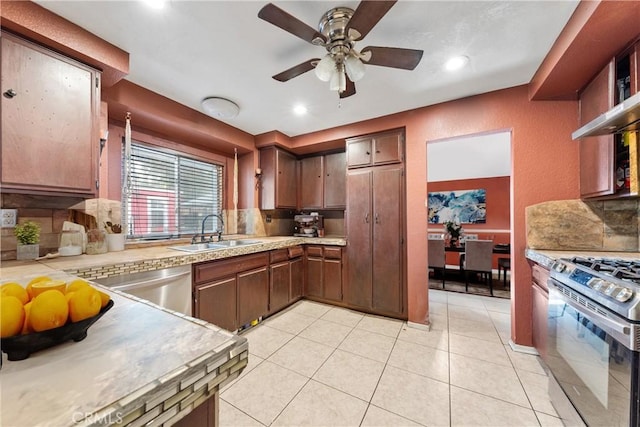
[169,239,262,253]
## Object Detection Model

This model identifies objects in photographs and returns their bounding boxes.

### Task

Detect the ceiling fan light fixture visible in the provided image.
[344,54,365,82]
[329,67,346,92]
[314,55,336,82]
[201,97,240,119]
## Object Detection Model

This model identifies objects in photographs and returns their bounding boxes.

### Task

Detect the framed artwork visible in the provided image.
[428,189,486,224]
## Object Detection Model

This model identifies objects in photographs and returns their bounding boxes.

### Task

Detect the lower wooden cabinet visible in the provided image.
[531,263,550,360]
[269,260,291,314]
[194,277,237,332]
[305,245,343,303]
[237,267,269,327]
[193,253,268,331]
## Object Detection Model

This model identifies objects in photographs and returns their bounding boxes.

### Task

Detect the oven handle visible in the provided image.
[548,280,631,336]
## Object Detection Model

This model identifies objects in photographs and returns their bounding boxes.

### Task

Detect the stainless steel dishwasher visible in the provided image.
[93,265,192,316]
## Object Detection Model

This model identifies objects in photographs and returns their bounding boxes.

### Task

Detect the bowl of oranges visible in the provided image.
[0,276,113,361]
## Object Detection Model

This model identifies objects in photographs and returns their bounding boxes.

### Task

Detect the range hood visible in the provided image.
[572,91,640,140]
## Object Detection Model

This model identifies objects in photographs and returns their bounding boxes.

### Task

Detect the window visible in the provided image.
[124,141,223,239]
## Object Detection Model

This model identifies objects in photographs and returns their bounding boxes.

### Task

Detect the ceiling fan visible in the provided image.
[258,1,424,98]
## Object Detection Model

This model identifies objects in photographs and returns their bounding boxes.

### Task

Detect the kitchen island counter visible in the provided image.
[0,272,248,427]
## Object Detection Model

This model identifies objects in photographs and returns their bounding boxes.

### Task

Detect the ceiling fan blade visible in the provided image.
[272,59,320,82]
[258,3,326,45]
[346,1,397,41]
[340,77,356,99]
[360,46,424,70]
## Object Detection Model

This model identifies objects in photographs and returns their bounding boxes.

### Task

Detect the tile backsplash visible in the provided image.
[526,199,640,251]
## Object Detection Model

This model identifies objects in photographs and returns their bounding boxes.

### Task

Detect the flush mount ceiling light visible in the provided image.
[258,3,423,99]
[293,105,308,116]
[142,0,166,9]
[444,55,469,72]
[201,97,240,119]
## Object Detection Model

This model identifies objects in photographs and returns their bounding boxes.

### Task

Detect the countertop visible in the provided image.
[0,235,347,281]
[525,248,640,269]
[0,269,248,427]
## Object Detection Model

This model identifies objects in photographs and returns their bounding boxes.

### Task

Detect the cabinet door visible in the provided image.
[290,257,303,300]
[270,261,290,314]
[194,277,237,332]
[579,61,616,198]
[372,167,404,314]
[345,170,373,308]
[1,34,98,196]
[300,156,324,209]
[346,138,373,168]
[237,267,269,326]
[323,258,342,302]
[324,152,346,208]
[306,255,323,298]
[373,132,403,165]
[276,149,298,208]
[532,283,548,361]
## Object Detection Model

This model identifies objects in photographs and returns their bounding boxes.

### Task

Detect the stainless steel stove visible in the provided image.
[550,256,640,322]
[547,256,640,426]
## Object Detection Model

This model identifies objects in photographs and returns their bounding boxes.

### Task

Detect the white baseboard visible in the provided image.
[407,320,431,331]
[509,339,539,355]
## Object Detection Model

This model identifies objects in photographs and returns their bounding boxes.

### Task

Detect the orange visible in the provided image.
[30,290,69,332]
[26,276,52,300]
[66,279,90,294]
[1,296,25,338]
[68,286,101,322]
[21,301,33,335]
[97,289,111,309]
[31,280,67,298]
[1,282,29,304]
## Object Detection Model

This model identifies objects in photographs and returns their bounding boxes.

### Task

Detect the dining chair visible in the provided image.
[498,257,511,288]
[462,239,494,296]
[428,238,446,289]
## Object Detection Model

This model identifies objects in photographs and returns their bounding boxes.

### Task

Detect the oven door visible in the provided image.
[547,279,640,426]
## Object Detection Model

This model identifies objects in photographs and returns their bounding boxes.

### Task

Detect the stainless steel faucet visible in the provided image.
[197,213,224,243]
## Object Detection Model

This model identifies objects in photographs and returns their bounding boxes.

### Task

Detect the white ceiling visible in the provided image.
[35,0,579,138]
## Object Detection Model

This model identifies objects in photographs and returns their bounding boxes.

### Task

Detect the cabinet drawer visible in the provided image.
[532,264,550,291]
[323,247,342,260]
[288,246,304,258]
[270,249,289,263]
[195,253,269,284]
[307,246,323,257]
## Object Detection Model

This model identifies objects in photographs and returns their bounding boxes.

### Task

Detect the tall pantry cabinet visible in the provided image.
[345,129,406,317]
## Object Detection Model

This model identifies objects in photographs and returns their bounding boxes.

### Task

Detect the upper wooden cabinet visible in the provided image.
[346,129,403,168]
[578,60,616,199]
[259,147,297,209]
[300,152,346,210]
[1,32,100,197]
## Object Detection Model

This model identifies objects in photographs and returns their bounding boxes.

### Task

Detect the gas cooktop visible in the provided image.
[550,256,640,321]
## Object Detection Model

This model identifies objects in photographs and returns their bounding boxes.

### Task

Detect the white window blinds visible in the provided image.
[125,142,223,239]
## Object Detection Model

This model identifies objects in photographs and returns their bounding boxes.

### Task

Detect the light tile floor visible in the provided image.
[219,290,561,426]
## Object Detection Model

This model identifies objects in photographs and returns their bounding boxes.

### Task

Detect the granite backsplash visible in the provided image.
[526,199,640,252]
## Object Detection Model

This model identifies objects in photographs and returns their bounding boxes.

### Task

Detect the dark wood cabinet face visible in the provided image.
[371,167,403,313]
[1,33,99,196]
[323,259,342,301]
[276,149,298,208]
[345,170,373,308]
[324,152,346,208]
[306,256,323,298]
[346,139,373,168]
[300,156,324,209]
[195,277,237,332]
[290,257,304,300]
[373,133,403,165]
[237,267,269,327]
[270,261,291,314]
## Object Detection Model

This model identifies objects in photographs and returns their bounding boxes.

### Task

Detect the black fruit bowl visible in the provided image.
[1,299,114,361]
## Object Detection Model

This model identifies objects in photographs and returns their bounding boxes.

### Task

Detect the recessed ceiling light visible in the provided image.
[293,105,308,116]
[142,0,166,10]
[444,55,469,72]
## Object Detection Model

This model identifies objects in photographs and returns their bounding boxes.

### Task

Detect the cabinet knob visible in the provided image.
[366,151,370,155]
[3,89,17,99]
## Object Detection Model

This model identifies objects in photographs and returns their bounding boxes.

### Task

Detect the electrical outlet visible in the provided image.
[1,209,17,228]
